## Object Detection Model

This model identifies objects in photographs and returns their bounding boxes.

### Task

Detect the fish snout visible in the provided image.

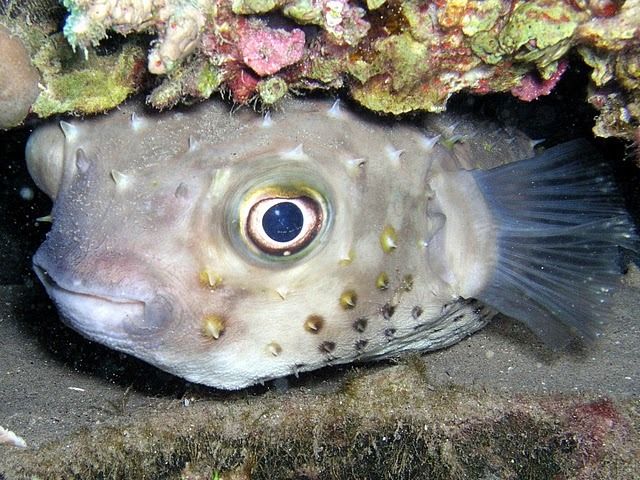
[32,246,180,346]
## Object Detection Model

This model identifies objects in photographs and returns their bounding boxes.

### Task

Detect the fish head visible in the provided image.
[27,99,478,389]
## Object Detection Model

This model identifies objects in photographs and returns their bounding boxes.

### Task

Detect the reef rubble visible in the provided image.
[0,0,639,142]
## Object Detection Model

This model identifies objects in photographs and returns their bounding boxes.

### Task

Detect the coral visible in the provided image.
[236,20,305,76]
[1,0,640,141]
[31,39,146,117]
[0,0,147,119]
[577,0,640,141]
[0,24,41,129]
[282,0,370,46]
[62,0,209,74]
[54,0,640,138]
[511,60,569,102]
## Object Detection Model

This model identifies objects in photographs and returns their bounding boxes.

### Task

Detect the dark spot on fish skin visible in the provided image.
[174,182,189,199]
[354,339,368,351]
[401,274,414,291]
[304,314,324,333]
[382,303,395,320]
[319,341,336,354]
[384,328,396,338]
[411,306,423,319]
[353,317,368,333]
[452,314,465,323]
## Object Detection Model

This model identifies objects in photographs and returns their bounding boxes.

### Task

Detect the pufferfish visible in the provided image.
[26,98,636,390]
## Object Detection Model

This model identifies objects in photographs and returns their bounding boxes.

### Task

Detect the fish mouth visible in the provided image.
[33,263,167,344]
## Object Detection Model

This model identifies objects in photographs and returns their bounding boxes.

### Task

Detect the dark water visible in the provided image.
[0,124,50,285]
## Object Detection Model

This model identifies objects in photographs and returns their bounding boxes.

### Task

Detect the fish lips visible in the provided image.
[33,251,173,349]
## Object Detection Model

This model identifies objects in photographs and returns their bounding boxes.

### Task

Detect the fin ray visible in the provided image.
[472,140,637,345]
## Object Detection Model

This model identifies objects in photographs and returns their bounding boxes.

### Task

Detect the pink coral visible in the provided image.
[238,21,306,77]
[511,61,569,101]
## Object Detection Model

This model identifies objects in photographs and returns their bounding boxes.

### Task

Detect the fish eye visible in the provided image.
[231,176,332,264]
[246,196,323,256]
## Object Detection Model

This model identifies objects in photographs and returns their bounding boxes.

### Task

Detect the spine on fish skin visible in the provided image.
[470,140,638,345]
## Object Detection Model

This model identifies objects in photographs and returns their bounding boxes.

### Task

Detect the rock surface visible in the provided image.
[2,1,640,142]
[0,25,40,129]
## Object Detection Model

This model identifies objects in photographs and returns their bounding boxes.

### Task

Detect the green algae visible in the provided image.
[499,1,578,63]
[3,0,640,142]
[302,54,347,88]
[31,37,145,117]
[400,0,436,43]
[469,30,504,65]
[148,59,223,110]
[148,77,185,110]
[283,0,323,25]
[196,61,224,99]
[256,76,288,105]
[347,32,446,114]
[459,0,503,37]
[470,0,579,68]
[366,0,387,10]
[2,364,637,480]
[349,83,443,114]
[231,0,281,15]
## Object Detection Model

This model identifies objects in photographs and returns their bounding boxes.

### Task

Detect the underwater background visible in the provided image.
[1,0,640,475]
[1,62,640,477]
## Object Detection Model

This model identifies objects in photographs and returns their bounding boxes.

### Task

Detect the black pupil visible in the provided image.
[262,201,304,243]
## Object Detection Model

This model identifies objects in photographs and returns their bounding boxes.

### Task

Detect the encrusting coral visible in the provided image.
[54,0,640,141]
[0,0,146,127]
[2,1,640,139]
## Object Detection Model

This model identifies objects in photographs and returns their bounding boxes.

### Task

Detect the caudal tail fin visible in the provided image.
[472,140,637,346]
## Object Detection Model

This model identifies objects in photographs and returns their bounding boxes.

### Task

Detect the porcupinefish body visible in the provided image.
[26,99,636,389]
